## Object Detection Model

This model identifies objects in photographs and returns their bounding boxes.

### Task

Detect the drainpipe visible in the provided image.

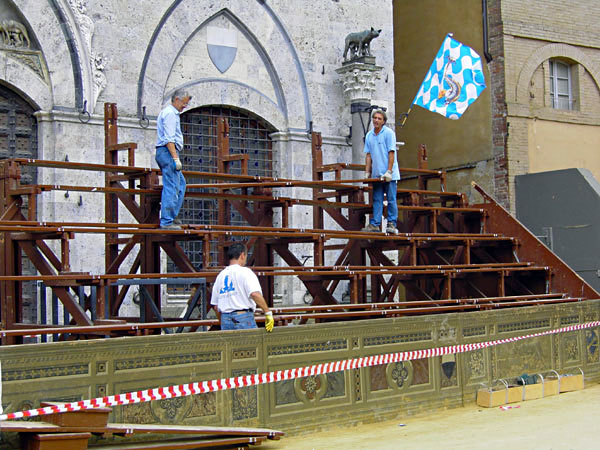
[482,0,493,63]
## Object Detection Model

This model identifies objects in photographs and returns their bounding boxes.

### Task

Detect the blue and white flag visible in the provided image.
[413,34,486,120]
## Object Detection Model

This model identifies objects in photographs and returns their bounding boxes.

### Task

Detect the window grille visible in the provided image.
[168,106,275,273]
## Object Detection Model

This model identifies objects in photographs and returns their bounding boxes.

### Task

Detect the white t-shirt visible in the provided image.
[210,264,263,313]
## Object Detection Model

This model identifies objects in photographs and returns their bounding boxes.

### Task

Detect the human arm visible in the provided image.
[250,291,274,332]
[380,151,395,182]
[381,130,396,182]
[167,142,182,170]
[387,150,395,172]
[365,153,372,178]
[163,113,182,170]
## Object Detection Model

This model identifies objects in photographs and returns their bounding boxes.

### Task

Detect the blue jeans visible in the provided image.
[370,181,398,227]
[220,311,257,330]
[155,146,186,227]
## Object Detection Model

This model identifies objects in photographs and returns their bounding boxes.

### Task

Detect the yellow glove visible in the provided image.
[265,311,274,332]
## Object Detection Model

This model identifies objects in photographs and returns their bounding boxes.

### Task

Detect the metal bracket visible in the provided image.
[139,106,150,129]
[78,100,91,123]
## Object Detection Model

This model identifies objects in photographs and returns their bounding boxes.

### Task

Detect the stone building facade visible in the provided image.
[0,0,395,313]
[394,0,600,211]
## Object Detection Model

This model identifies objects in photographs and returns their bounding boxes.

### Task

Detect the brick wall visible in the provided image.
[487,0,509,208]
[498,0,600,211]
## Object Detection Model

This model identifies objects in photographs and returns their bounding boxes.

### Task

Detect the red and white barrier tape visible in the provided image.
[1,320,598,421]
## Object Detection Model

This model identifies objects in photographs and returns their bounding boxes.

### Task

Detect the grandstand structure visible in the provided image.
[0,103,596,345]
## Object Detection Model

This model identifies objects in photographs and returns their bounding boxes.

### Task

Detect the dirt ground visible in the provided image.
[263,382,598,450]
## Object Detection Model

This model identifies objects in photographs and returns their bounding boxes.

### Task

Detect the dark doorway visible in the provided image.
[0,82,39,324]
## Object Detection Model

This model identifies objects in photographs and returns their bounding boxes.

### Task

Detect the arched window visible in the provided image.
[173,106,275,271]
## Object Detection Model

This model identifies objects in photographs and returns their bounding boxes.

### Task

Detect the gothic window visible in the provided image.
[549,59,573,110]
[170,106,275,272]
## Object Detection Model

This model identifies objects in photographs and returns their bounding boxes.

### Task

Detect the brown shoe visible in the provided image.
[160,224,181,230]
[361,223,380,232]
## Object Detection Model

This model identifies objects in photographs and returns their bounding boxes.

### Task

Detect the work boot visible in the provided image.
[160,224,182,230]
[385,223,398,235]
[361,223,380,232]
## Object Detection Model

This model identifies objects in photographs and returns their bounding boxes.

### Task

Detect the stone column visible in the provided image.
[336,60,383,179]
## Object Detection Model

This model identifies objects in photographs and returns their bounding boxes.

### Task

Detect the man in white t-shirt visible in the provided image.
[210,243,274,332]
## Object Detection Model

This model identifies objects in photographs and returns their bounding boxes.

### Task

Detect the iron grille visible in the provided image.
[169,106,275,272]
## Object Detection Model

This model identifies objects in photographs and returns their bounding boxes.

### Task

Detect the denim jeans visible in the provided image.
[155,146,186,227]
[370,181,398,227]
[220,311,257,330]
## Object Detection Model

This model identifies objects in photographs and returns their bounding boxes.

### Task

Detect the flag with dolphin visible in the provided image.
[411,33,486,120]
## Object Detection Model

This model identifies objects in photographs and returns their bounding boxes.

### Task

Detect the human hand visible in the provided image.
[173,158,182,171]
[365,170,371,179]
[265,311,274,332]
[381,170,392,182]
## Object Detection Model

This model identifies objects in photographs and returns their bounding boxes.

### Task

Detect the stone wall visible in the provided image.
[0,301,599,445]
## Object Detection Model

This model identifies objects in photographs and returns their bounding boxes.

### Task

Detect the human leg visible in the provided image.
[385,181,398,226]
[174,169,186,220]
[370,182,384,227]
[155,146,178,227]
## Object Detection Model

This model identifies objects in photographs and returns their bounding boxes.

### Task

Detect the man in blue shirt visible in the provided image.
[155,89,191,229]
[362,109,400,234]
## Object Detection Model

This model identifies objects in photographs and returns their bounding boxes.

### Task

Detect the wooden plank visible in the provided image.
[88,435,265,449]
[26,432,91,450]
[0,421,283,439]
[105,423,282,438]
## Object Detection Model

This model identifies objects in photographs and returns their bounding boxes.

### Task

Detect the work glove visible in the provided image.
[173,158,182,171]
[265,311,274,332]
[365,170,371,179]
[381,170,393,182]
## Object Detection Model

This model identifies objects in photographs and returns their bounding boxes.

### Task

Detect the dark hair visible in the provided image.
[227,243,247,260]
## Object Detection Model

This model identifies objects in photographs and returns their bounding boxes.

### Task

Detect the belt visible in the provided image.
[223,309,251,314]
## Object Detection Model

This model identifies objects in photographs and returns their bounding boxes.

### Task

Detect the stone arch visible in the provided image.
[137,0,311,131]
[0,53,51,111]
[10,0,97,110]
[165,79,286,132]
[516,43,600,104]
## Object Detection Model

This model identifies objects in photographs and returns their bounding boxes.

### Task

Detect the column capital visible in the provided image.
[336,62,383,104]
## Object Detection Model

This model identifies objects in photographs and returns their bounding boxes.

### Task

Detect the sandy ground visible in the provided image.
[263,382,599,450]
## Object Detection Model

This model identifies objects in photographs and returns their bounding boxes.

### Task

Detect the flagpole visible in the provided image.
[399,106,412,128]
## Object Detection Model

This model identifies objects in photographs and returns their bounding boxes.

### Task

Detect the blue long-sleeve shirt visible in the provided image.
[156,104,183,151]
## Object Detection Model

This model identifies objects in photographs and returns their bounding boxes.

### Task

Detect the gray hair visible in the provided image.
[372,108,387,123]
[171,89,192,102]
